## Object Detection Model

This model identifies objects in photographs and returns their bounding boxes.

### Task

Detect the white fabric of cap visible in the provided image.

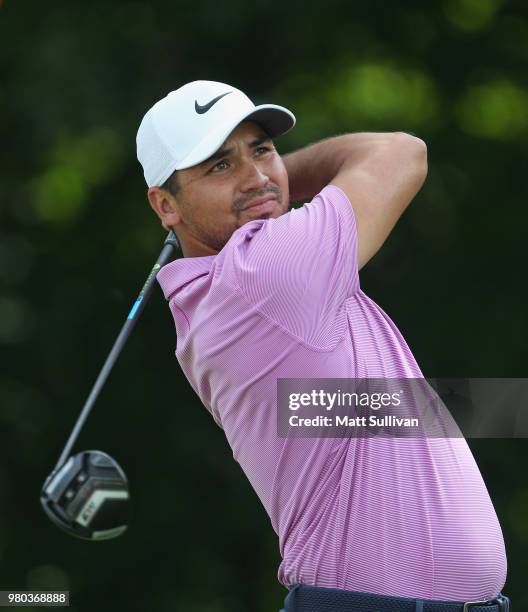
[136,80,296,188]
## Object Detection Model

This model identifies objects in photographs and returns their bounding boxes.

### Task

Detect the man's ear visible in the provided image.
[147,187,181,231]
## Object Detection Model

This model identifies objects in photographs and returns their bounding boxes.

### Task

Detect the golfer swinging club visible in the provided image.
[136,81,510,612]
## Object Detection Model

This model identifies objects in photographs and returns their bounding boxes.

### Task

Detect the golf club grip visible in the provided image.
[52,231,180,473]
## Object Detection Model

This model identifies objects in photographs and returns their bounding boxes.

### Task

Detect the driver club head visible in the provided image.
[40,450,129,540]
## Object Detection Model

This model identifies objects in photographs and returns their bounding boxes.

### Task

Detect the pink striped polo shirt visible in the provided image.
[156,184,507,601]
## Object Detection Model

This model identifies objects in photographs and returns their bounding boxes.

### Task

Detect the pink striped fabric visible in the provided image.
[156,185,507,601]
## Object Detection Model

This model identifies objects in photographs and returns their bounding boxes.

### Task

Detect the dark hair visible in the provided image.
[159,170,180,196]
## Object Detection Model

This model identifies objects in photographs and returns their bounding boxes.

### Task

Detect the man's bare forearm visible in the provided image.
[282,132,403,203]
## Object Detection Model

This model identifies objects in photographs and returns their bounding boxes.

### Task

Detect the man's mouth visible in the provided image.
[242,195,278,212]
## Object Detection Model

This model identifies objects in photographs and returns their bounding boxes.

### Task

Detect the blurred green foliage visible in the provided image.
[1,0,527,610]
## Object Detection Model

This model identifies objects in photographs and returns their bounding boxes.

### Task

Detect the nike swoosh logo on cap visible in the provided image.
[195,91,232,114]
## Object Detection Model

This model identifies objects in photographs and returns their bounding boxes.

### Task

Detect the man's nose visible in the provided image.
[240,160,269,192]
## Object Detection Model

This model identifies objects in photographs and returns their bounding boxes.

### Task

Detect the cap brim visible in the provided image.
[175,104,296,171]
[244,104,296,139]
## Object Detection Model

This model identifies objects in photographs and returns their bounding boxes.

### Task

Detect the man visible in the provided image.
[137,81,509,611]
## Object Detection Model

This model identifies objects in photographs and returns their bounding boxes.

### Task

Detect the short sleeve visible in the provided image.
[231,184,360,347]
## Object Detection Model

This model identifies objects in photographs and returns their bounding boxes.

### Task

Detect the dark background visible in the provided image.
[1,0,526,610]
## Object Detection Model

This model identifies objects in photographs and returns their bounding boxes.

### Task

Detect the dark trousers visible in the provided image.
[280,584,511,612]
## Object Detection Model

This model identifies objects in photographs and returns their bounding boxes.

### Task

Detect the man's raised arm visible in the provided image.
[282,132,428,271]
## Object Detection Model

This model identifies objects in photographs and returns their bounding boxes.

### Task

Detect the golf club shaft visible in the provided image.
[52,230,180,473]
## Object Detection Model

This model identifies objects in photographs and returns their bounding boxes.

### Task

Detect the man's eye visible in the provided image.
[211,160,229,172]
[256,146,271,155]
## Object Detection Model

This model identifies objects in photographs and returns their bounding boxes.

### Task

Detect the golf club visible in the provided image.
[40,230,180,540]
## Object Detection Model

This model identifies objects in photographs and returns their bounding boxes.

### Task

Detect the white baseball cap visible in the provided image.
[136,80,296,187]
